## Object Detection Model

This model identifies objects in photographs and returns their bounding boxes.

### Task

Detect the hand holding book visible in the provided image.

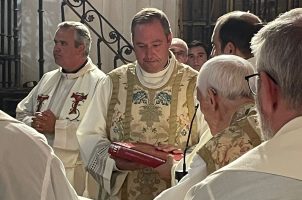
[108,142,183,168]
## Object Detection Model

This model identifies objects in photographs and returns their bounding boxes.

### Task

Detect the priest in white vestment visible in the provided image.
[16,21,106,198]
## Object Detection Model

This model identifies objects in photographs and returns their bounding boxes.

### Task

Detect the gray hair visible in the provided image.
[131,8,171,37]
[197,55,254,100]
[171,38,188,53]
[251,8,302,110]
[57,21,91,57]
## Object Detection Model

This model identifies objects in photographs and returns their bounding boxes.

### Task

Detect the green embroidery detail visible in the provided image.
[155,91,171,105]
[139,104,162,127]
[133,90,148,104]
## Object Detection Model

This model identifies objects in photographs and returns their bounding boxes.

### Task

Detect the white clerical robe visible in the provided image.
[185,116,302,200]
[16,57,106,197]
[0,110,79,200]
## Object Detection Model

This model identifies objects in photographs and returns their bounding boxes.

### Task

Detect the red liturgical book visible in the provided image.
[108,142,183,168]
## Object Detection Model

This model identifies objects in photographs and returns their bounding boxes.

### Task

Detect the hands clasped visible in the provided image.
[32,109,56,134]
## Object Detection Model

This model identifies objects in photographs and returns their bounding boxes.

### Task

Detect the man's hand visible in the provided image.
[113,156,147,171]
[155,155,175,182]
[32,109,56,134]
[154,144,183,182]
[156,144,183,154]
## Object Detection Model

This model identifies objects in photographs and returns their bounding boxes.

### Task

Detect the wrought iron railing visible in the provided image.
[0,0,20,88]
[61,0,134,70]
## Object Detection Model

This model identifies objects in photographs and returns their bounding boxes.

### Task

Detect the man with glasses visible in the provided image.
[170,38,189,64]
[167,10,264,188]
[155,55,261,200]
[185,8,302,199]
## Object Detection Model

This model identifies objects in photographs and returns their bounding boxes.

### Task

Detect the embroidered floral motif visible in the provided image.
[155,91,171,106]
[36,94,49,112]
[176,114,190,136]
[198,105,261,174]
[133,91,148,104]
[111,110,127,140]
[133,90,172,128]
[208,131,254,168]
[139,104,161,127]
[132,169,162,199]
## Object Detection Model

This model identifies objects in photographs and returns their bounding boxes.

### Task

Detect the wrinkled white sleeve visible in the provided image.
[77,77,111,165]
[16,83,40,126]
[155,154,207,200]
[77,76,128,196]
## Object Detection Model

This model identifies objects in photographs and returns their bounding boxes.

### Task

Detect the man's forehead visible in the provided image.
[189,46,206,53]
[170,45,186,52]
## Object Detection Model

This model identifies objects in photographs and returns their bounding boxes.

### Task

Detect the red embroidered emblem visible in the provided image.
[69,92,88,115]
[36,95,49,112]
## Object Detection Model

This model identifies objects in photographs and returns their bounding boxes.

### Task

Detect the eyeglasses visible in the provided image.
[245,73,260,95]
[245,72,278,95]
[170,49,187,57]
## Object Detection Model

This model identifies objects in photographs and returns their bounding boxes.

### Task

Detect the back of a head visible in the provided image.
[197,55,254,100]
[217,11,262,28]
[251,8,302,110]
[217,11,263,58]
[58,21,91,56]
[131,8,171,37]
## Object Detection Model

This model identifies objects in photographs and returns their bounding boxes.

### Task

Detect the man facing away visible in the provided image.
[185,8,302,200]
[170,10,263,186]
[211,11,263,63]
[77,8,204,200]
[0,110,79,200]
[16,21,106,197]
[155,55,261,200]
[170,37,189,64]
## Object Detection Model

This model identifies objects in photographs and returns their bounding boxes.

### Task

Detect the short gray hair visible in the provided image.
[197,55,254,100]
[57,21,91,57]
[171,38,188,53]
[251,8,302,110]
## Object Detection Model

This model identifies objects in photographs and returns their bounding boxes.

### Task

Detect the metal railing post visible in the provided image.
[38,0,44,79]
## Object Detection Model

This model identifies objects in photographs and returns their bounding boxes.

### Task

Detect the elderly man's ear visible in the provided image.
[207,88,218,111]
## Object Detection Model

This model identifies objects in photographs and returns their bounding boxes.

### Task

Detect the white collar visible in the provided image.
[136,57,176,89]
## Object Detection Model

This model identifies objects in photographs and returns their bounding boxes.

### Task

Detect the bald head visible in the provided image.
[170,38,188,63]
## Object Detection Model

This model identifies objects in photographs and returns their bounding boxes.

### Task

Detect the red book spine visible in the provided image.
[108,143,166,168]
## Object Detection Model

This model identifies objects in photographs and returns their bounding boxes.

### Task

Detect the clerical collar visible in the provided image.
[136,56,176,89]
[62,59,88,73]
[163,57,170,70]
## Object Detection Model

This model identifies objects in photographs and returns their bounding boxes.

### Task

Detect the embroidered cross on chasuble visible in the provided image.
[36,95,49,112]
